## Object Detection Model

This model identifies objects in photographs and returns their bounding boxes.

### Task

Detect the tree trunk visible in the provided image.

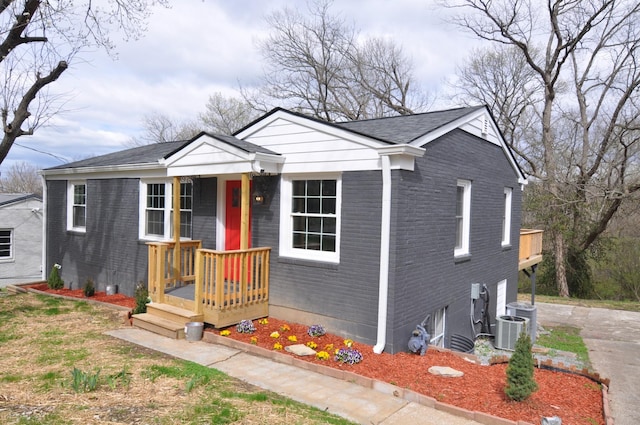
[554,232,570,297]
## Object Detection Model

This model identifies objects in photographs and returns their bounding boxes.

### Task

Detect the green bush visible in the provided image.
[505,331,538,402]
[47,264,64,290]
[83,278,95,297]
[133,282,150,314]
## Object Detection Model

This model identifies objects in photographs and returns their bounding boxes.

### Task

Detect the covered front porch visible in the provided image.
[132,134,283,338]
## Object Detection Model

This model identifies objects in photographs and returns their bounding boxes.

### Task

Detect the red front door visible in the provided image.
[225,180,251,250]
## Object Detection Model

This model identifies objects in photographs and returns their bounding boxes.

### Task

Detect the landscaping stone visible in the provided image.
[285,344,317,356]
[428,366,464,377]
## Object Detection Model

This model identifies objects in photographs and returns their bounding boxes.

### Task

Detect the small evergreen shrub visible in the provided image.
[83,278,95,297]
[47,264,64,290]
[505,331,538,401]
[133,282,150,314]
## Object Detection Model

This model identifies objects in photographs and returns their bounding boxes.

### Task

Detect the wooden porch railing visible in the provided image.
[194,247,270,315]
[147,240,202,303]
[147,242,270,327]
[519,229,543,270]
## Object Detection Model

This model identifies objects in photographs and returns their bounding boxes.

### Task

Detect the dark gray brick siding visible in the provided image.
[387,129,522,353]
[46,177,217,296]
[253,172,383,345]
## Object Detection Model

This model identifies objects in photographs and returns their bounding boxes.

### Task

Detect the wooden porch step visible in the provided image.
[146,303,204,325]
[132,313,186,339]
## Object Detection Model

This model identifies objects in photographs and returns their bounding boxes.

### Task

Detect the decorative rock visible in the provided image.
[428,366,464,377]
[285,344,317,356]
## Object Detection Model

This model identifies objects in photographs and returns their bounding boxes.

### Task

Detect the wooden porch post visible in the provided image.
[240,173,250,250]
[173,176,181,284]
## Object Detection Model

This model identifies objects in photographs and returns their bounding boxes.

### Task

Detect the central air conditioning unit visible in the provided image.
[495,315,529,351]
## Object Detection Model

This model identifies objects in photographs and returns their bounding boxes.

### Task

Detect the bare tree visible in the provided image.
[0,0,168,165]
[0,161,42,195]
[200,92,261,135]
[126,112,201,146]
[448,0,640,297]
[253,0,430,122]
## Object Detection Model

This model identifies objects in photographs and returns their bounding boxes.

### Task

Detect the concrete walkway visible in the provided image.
[536,302,640,425]
[107,328,482,425]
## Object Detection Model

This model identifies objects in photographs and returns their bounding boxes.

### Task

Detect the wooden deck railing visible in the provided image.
[194,247,270,315]
[519,229,543,270]
[147,240,202,303]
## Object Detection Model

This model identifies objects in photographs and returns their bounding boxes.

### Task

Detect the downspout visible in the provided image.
[373,154,392,354]
[41,175,47,281]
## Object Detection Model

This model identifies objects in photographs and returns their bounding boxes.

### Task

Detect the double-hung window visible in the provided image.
[140,180,192,240]
[0,229,13,260]
[67,182,86,232]
[280,175,341,263]
[455,179,471,257]
[502,187,512,246]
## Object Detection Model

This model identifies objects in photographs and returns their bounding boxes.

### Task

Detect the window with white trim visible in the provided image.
[140,180,192,240]
[280,175,341,263]
[67,182,86,232]
[0,229,13,260]
[502,187,512,246]
[455,179,471,257]
[430,307,446,348]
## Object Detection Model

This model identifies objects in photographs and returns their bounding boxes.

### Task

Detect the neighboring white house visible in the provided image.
[0,193,43,287]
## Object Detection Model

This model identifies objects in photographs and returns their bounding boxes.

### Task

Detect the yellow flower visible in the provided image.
[306,341,318,349]
[344,339,353,347]
[258,318,269,325]
[220,330,231,336]
[280,324,291,332]
[316,351,330,361]
[270,331,280,338]
[250,337,258,345]
[287,335,298,342]
[324,343,334,351]
[273,342,283,350]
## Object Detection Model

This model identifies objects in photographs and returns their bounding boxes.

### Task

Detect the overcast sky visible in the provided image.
[2,0,483,173]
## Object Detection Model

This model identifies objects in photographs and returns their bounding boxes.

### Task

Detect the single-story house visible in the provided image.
[0,193,43,287]
[42,105,542,353]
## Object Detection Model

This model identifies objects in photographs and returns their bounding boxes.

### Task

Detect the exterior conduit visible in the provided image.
[374,154,392,354]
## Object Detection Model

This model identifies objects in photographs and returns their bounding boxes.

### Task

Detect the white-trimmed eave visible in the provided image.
[376,144,425,171]
[409,107,528,185]
[41,163,167,181]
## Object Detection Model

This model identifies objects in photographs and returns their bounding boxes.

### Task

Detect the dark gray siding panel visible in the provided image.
[255,172,383,345]
[386,129,522,353]
[46,177,219,297]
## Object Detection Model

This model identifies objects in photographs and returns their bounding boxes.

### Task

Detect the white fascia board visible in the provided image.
[410,107,527,185]
[41,164,167,181]
[376,144,425,171]
[251,152,286,174]
[238,109,388,150]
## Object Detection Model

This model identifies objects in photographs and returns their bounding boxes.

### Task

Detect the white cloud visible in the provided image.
[1,0,481,173]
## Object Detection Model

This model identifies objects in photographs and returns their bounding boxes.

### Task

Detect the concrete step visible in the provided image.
[132,313,185,339]
[146,303,204,325]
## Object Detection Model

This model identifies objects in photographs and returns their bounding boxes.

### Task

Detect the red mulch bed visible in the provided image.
[24,285,604,424]
[26,283,136,309]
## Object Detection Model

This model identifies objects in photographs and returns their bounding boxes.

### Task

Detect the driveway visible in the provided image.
[536,302,640,425]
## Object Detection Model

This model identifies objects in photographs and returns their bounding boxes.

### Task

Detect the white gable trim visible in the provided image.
[410,107,527,185]
[162,134,284,177]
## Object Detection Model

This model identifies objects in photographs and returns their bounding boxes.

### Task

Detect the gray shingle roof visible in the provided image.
[206,133,279,155]
[0,193,41,207]
[334,106,485,144]
[45,140,191,170]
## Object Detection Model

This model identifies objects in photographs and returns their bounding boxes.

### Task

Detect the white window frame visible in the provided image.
[502,187,512,247]
[67,181,86,232]
[139,180,193,241]
[496,279,507,318]
[279,174,342,263]
[0,228,13,261]
[455,179,471,257]
[430,307,447,348]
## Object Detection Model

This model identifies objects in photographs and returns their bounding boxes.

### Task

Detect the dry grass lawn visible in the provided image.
[0,291,354,425]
